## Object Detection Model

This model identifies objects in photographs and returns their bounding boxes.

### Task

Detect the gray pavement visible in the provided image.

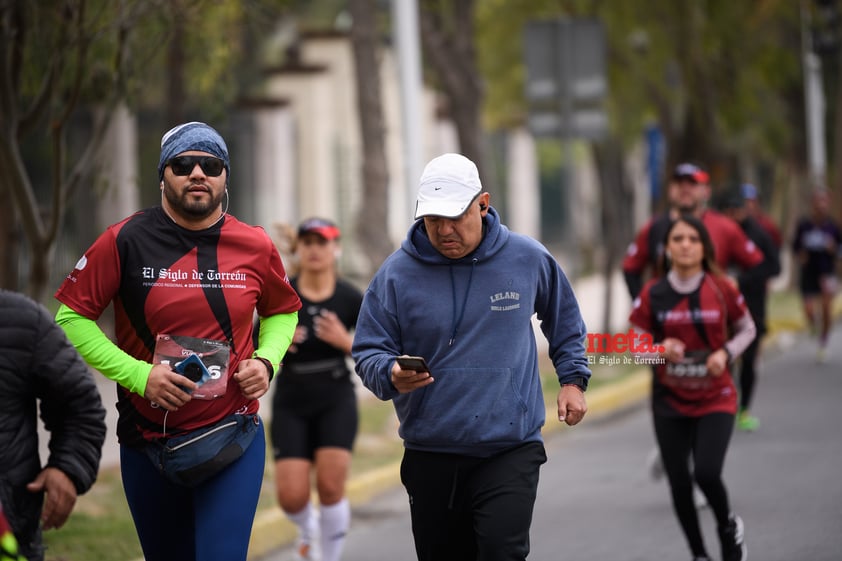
[259,323,842,561]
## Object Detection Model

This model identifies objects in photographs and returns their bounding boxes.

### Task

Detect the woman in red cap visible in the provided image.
[271,218,363,561]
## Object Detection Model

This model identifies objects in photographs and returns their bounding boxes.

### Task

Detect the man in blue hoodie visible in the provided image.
[352,153,591,561]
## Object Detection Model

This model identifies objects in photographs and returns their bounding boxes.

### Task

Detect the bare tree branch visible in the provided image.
[418,0,484,167]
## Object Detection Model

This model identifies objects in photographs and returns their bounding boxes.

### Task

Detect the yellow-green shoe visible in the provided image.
[817,346,828,364]
[737,411,759,432]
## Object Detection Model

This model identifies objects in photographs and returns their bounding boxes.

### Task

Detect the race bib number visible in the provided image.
[664,349,711,390]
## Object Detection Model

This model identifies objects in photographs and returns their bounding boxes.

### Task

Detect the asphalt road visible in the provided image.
[260,324,842,561]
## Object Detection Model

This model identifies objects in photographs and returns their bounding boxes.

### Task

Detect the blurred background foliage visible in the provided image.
[1,0,839,299]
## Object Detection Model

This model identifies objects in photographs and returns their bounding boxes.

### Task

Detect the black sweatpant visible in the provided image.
[653,412,735,558]
[400,441,547,561]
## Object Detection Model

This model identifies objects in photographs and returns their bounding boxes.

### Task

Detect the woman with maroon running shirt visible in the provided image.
[629,215,755,561]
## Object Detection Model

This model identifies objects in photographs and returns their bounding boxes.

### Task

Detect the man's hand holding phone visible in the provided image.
[392,355,434,394]
[144,364,196,411]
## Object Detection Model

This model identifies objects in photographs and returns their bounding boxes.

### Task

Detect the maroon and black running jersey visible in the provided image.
[629,273,747,417]
[56,207,301,445]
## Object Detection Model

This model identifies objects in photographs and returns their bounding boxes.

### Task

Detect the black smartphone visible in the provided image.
[396,355,430,372]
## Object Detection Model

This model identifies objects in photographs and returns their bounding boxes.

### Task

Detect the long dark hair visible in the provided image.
[658,214,720,276]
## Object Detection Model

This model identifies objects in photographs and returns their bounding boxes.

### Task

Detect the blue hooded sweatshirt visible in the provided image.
[352,207,590,456]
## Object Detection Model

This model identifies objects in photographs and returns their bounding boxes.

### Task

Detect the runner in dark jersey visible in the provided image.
[791,188,842,363]
[270,218,363,561]
[741,183,782,248]
[719,190,781,431]
[54,122,301,561]
[630,215,755,561]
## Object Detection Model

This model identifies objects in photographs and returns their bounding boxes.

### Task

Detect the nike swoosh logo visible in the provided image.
[434,186,442,190]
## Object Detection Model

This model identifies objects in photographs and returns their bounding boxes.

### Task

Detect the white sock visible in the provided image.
[319,498,350,561]
[287,501,318,546]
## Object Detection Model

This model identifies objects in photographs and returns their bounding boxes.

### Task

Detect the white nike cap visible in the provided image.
[414,153,483,219]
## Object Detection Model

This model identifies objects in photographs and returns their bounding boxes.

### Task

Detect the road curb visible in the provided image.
[247,368,652,560]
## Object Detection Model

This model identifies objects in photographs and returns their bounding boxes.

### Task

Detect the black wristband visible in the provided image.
[562,376,588,392]
[254,356,275,382]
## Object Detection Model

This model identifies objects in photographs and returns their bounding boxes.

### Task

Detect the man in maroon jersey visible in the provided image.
[623,163,764,300]
[54,122,301,561]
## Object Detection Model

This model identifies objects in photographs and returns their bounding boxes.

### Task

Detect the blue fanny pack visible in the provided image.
[144,413,260,487]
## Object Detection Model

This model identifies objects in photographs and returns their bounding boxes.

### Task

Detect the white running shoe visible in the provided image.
[719,514,747,561]
[295,540,323,561]
[295,528,322,561]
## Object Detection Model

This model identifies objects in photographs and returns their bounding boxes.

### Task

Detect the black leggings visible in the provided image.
[653,413,735,558]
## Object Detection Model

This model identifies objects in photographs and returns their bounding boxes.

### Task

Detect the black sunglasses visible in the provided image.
[167,155,225,177]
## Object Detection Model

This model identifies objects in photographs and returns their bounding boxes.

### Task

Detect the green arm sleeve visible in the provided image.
[55,304,152,396]
[253,311,298,371]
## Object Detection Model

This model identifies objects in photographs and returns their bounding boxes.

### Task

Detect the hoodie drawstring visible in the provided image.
[448,258,477,346]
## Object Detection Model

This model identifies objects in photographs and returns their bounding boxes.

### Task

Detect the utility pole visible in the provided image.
[802,0,828,187]
[392,0,424,218]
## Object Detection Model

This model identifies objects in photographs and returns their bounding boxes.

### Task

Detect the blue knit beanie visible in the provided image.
[157,122,230,181]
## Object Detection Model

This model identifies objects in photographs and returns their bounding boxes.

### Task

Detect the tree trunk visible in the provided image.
[593,138,635,334]
[0,131,43,295]
[0,191,19,291]
[832,49,842,201]
[419,0,484,170]
[349,0,393,276]
[166,3,187,126]
[27,239,51,302]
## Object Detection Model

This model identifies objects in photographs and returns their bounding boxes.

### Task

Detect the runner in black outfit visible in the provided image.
[718,189,781,431]
[791,188,842,363]
[271,218,363,561]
